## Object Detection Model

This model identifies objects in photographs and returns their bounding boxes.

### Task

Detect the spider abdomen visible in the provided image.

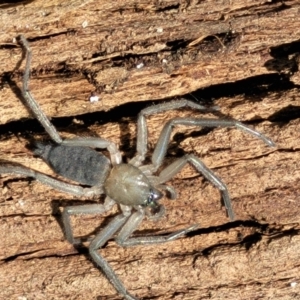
[34,142,111,186]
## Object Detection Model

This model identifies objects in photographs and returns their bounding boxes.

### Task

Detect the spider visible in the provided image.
[0,36,275,300]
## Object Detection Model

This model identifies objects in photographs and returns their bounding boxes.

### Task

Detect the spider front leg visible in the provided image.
[149,117,274,220]
[130,99,214,166]
[152,118,274,171]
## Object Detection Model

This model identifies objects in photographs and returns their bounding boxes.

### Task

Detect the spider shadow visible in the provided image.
[7,37,36,120]
[118,118,136,160]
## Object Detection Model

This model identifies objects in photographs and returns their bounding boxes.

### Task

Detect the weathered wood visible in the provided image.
[1,0,300,123]
[0,1,300,300]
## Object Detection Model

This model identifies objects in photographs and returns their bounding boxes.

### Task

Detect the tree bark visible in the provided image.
[0,1,300,299]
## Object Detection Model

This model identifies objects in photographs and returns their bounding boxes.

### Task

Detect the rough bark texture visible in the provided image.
[0,1,300,300]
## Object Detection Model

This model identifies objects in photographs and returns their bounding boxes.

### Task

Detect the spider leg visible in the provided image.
[89,205,196,299]
[88,208,139,300]
[157,154,235,221]
[115,208,198,247]
[130,99,214,166]
[0,164,102,197]
[151,117,275,170]
[18,35,62,144]
[62,196,115,244]
[19,35,123,166]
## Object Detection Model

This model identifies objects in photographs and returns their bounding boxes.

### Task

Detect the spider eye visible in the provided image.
[145,188,163,206]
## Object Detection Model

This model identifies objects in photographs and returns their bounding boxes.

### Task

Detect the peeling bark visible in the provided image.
[0,1,300,300]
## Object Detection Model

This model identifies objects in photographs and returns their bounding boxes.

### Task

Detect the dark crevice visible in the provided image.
[1,176,34,186]
[0,96,295,154]
[0,213,43,219]
[263,0,290,8]
[3,250,44,263]
[84,31,240,72]
[229,0,291,17]
[276,148,300,154]
[186,221,299,260]
[113,2,180,15]
[269,40,300,59]
[260,1,291,14]
[2,216,299,264]
[2,248,83,263]
[155,3,180,13]
[185,73,295,99]
[139,221,300,261]
[0,32,78,52]
[1,33,236,74]
[265,39,300,74]
[186,219,269,239]
[2,31,240,77]
[0,0,34,9]
[0,71,298,139]
[268,105,300,122]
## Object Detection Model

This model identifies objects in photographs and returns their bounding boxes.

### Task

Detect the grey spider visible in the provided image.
[0,36,275,300]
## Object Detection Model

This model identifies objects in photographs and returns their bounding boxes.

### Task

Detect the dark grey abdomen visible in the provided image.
[34,143,111,186]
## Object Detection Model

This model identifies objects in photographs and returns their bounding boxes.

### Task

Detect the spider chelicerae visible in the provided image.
[0,35,275,300]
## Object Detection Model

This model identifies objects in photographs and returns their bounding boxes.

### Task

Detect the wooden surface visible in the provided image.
[0,1,300,299]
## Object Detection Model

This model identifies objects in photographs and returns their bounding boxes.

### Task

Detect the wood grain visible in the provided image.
[0,1,300,299]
